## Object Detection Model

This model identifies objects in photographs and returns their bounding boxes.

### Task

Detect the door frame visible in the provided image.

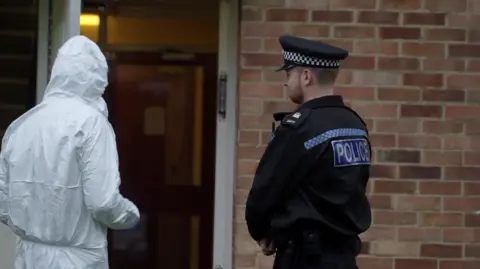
[36,0,49,103]
[35,1,240,268]
[212,1,239,269]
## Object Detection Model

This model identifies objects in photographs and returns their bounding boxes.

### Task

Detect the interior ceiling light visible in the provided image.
[80,14,100,26]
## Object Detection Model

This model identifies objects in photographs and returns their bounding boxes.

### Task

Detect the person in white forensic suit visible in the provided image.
[0,35,140,269]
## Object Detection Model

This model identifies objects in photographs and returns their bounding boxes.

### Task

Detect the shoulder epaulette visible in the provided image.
[281,109,310,129]
[273,112,291,122]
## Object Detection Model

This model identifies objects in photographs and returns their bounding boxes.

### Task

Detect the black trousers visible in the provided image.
[272,231,359,269]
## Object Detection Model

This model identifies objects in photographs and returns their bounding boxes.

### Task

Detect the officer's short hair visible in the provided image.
[301,67,339,86]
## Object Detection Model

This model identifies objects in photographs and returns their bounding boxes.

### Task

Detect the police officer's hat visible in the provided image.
[276,35,349,71]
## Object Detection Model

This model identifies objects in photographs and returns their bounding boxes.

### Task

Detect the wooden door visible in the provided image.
[105,52,217,269]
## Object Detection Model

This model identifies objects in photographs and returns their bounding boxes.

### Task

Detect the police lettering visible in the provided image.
[331,138,370,167]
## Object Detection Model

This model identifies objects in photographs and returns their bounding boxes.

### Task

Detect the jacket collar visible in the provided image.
[300,95,345,110]
[272,95,345,122]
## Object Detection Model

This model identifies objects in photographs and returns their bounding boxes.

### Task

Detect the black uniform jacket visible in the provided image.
[245,95,372,242]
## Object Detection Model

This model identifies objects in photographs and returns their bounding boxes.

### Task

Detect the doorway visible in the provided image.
[106,53,217,269]
[80,1,223,268]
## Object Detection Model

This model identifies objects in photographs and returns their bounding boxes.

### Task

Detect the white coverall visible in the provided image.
[0,35,140,269]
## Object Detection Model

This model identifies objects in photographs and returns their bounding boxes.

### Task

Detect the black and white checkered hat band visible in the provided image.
[283,51,340,68]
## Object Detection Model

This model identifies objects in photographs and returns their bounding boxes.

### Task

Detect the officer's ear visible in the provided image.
[301,68,314,86]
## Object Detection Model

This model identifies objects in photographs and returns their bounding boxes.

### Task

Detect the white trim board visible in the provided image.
[35,0,50,103]
[212,0,239,268]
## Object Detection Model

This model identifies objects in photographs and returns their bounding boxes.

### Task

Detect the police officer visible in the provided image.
[245,35,372,269]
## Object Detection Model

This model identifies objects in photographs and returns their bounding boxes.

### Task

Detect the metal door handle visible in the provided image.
[218,72,227,119]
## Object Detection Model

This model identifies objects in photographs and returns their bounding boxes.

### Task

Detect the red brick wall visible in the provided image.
[235,0,480,268]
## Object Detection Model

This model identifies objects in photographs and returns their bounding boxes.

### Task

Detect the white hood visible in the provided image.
[43,35,109,116]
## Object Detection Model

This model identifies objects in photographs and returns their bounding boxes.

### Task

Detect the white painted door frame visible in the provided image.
[35,1,240,268]
[213,0,239,268]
